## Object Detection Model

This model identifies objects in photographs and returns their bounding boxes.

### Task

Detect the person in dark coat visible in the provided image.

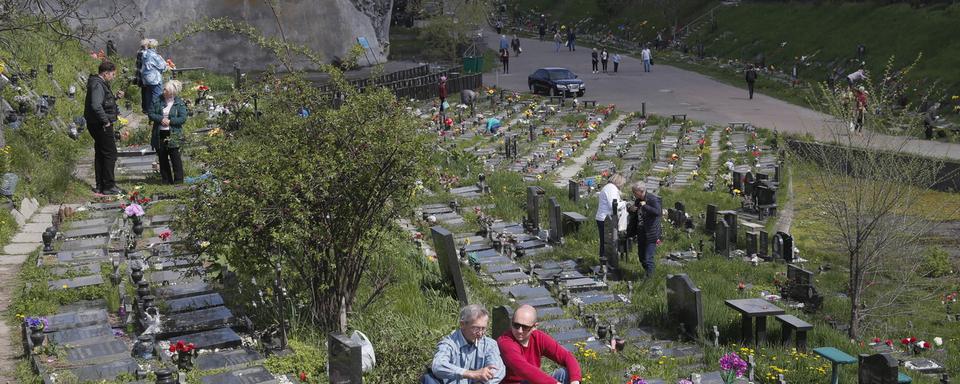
[745,64,758,100]
[438,76,448,120]
[84,61,123,195]
[591,48,599,74]
[147,80,187,184]
[500,49,509,74]
[626,182,662,279]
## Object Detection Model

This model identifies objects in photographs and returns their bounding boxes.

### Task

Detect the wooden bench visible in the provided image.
[813,347,856,384]
[562,211,588,234]
[549,96,565,106]
[729,122,750,130]
[776,314,813,351]
[581,100,598,108]
[671,114,687,122]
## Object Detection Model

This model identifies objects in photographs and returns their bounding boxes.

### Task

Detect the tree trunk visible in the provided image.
[848,251,862,340]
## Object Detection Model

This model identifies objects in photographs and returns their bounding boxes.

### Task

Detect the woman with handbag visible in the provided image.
[147,80,187,184]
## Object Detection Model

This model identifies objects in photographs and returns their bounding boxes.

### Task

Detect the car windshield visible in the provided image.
[547,69,575,80]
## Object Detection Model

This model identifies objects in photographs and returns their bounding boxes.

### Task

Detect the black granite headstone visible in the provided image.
[431,226,469,306]
[705,204,717,233]
[526,186,544,232]
[759,230,769,260]
[568,180,579,202]
[858,353,900,384]
[746,232,758,257]
[602,214,619,269]
[328,333,363,384]
[773,232,794,262]
[723,211,738,245]
[492,305,514,339]
[715,221,729,257]
[666,274,704,338]
[548,197,563,244]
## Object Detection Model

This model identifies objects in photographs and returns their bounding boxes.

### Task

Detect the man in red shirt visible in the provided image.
[497,305,582,384]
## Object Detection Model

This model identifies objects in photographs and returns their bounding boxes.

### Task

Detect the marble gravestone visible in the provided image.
[858,353,900,384]
[431,226,469,306]
[492,305,514,340]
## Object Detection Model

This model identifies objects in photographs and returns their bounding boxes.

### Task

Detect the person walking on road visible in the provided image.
[567,28,576,51]
[554,31,563,53]
[600,48,609,73]
[612,53,621,73]
[641,46,652,73]
[591,48,599,74]
[499,35,509,53]
[500,49,510,74]
[745,64,758,100]
[511,35,521,57]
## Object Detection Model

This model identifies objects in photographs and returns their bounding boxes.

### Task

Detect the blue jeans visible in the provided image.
[568,40,575,51]
[638,238,657,277]
[522,368,569,384]
[556,41,561,52]
[142,83,162,112]
[643,59,651,72]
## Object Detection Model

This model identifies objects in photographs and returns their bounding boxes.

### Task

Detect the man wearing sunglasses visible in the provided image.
[497,305,582,384]
[423,304,505,384]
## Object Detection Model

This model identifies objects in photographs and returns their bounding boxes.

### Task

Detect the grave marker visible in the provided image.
[723,211,738,246]
[715,221,729,258]
[666,274,704,338]
[431,226,469,306]
[745,232,758,257]
[548,197,563,244]
[526,186,544,232]
[759,230,769,260]
[568,180,580,202]
[705,204,717,233]
[602,214,619,269]
[492,305,514,339]
[328,333,363,384]
[858,353,900,384]
[773,232,794,263]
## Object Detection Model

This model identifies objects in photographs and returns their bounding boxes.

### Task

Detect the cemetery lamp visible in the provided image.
[46,63,53,75]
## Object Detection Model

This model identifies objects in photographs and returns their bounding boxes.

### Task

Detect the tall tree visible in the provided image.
[178,73,430,332]
[795,57,957,339]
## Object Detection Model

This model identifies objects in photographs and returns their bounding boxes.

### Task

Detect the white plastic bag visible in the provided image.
[617,200,629,231]
[350,330,376,372]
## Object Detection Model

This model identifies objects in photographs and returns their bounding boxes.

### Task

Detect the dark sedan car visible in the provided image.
[528,67,585,97]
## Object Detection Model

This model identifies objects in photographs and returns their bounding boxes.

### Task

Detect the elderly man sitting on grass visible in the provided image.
[423,304,505,384]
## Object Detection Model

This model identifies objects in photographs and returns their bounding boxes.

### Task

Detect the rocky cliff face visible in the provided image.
[72,0,393,73]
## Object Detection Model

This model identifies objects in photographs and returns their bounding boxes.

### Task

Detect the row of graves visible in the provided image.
[1,63,90,140]
[22,183,299,382]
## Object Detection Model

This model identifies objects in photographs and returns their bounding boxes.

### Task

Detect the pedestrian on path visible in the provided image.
[600,48,609,73]
[641,46,652,72]
[539,21,546,41]
[591,48,599,74]
[147,80,186,184]
[511,35,521,57]
[84,61,123,195]
[853,86,868,135]
[626,182,662,280]
[554,32,562,53]
[496,19,503,35]
[612,53,621,73]
[567,28,576,51]
[500,49,509,74]
[655,32,663,50]
[499,35,509,52]
[438,76,448,120]
[745,64,758,100]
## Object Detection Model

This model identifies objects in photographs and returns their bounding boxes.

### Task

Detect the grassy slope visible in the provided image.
[691,2,960,96]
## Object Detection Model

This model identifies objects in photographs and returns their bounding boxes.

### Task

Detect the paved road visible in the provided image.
[482,33,960,160]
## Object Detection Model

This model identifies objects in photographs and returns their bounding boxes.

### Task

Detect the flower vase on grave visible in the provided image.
[29,327,45,349]
[132,335,154,359]
[177,350,194,371]
[132,217,144,236]
[131,266,144,284]
[597,324,609,340]
[155,368,177,384]
[613,337,626,352]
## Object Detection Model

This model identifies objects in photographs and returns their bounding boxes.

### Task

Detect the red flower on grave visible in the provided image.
[169,344,177,352]
[752,150,761,158]
[872,337,881,343]
[120,203,127,210]
[918,341,930,349]
[737,281,746,291]
[885,339,894,347]
[299,371,308,382]
[159,230,172,241]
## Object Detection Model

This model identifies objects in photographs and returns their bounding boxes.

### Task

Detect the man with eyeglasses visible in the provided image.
[497,305,582,384]
[423,304,505,384]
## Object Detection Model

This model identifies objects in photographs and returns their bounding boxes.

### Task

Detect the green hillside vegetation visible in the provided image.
[688,2,960,99]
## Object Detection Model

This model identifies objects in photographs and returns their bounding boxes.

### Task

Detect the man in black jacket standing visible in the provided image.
[626,182,662,279]
[84,61,123,195]
[745,64,758,100]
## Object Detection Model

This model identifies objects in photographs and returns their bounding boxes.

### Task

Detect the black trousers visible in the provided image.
[89,123,118,192]
[592,61,598,72]
[747,82,755,99]
[614,62,619,72]
[156,130,184,184]
[602,60,608,72]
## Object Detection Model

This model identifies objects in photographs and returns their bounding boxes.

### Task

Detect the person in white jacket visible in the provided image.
[641,47,652,73]
[595,174,626,260]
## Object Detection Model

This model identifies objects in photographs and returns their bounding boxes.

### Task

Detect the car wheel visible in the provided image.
[577,90,585,97]
[553,88,561,97]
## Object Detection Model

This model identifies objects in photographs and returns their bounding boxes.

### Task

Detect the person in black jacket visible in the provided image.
[84,61,123,195]
[745,64,758,100]
[626,182,662,279]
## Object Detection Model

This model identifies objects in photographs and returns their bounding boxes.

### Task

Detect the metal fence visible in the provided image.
[321,68,483,102]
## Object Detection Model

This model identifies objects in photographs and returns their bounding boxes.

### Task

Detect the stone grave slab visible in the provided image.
[537,307,565,319]
[484,263,523,274]
[62,226,110,239]
[534,269,585,281]
[49,274,104,290]
[171,327,242,350]
[464,243,493,253]
[468,248,501,259]
[551,328,593,343]
[200,365,276,384]
[66,358,139,382]
[67,217,114,229]
[196,348,264,371]
[149,214,174,226]
[475,255,514,266]
[490,271,529,285]
[574,292,622,306]
[561,339,606,354]
[562,277,607,292]
[539,318,581,332]
[150,268,203,284]
[501,285,552,300]
[153,256,200,270]
[50,262,101,276]
[154,282,213,299]
[58,236,109,251]
[166,293,225,313]
[538,260,577,271]
[56,248,108,263]
[518,296,558,308]
[163,306,234,334]
[88,202,123,211]
[903,358,944,374]
[45,309,109,332]
[621,327,653,342]
[65,339,129,363]
[48,323,113,345]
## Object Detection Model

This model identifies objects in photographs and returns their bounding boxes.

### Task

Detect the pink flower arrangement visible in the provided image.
[719,352,748,383]
[124,203,145,217]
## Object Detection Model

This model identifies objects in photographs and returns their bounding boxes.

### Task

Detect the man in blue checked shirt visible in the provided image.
[422,304,505,384]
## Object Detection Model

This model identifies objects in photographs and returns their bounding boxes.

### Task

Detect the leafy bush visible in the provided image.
[922,245,953,277]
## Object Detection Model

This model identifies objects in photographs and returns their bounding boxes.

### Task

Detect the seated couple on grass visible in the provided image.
[422,304,582,384]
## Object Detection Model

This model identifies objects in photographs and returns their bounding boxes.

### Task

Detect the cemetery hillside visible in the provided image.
[1,1,960,384]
